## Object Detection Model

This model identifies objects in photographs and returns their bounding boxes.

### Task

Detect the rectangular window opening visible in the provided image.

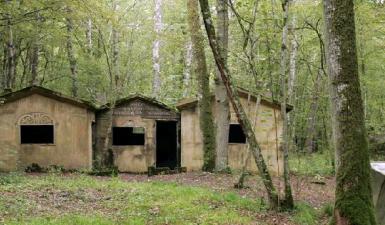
[20,125,54,144]
[112,127,145,146]
[228,124,247,144]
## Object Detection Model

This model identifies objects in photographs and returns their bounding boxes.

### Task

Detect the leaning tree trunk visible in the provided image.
[187,0,216,172]
[323,0,376,224]
[279,0,294,209]
[152,0,162,97]
[214,0,230,172]
[65,7,78,97]
[199,0,279,209]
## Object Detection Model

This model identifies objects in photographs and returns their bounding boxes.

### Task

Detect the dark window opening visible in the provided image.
[228,124,246,144]
[112,127,145,146]
[20,125,54,144]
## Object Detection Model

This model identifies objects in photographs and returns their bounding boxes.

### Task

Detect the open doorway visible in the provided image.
[156,121,178,169]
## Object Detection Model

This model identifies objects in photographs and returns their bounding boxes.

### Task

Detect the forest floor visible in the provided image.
[0,154,335,225]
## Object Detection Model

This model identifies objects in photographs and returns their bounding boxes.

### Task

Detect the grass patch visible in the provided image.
[0,174,262,225]
[292,202,318,225]
[289,153,335,176]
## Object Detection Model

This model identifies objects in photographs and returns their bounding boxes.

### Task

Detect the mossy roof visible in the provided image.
[0,86,97,110]
[176,87,294,112]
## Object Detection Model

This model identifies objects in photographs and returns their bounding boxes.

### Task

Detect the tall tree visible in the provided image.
[4,0,15,91]
[214,0,230,172]
[323,0,376,224]
[199,0,280,209]
[65,7,78,97]
[182,41,192,97]
[279,0,294,209]
[152,0,162,97]
[187,0,216,172]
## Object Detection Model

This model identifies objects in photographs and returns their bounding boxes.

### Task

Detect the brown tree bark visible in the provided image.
[323,0,376,224]
[199,0,279,209]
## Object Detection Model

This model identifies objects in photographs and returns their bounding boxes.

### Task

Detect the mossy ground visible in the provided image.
[0,161,334,225]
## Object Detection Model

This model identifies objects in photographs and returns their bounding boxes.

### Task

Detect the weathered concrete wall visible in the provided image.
[180,96,284,176]
[95,98,179,173]
[0,94,94,172]
[371,163,385,225]
[180,107,203,171]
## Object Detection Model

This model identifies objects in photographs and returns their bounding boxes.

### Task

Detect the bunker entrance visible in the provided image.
[156,121,178,169]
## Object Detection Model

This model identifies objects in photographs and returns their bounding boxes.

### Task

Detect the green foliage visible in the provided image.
[289,153,335,176]
[0,172,24,185]
[292,202,318,225]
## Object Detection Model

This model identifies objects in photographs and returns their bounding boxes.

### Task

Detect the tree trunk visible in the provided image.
[323,0,376,224]
[215,0,230,172]
[182,41,193,97]
[152,0,162,97]
[199,0,279,209]
[187,0,216,172]
[304,70,322,153]
[5,3,15,91]
[112,1,120,94]
[288,17,298,100]
[65,7,78,97]
[279,0,294,209]
[86,18,93,54]
[29,11,42,86]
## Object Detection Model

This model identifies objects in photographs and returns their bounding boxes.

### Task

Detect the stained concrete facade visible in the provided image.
[95,96,180,173]
[177,90,292,176]
[371,162,385,225]
[0,86,95,172]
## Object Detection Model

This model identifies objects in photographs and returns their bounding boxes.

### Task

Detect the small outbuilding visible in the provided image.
[95,95,180,173]
[0,86,95,172]
[176,88,293,176]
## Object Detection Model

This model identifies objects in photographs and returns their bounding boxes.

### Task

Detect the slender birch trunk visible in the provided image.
[199,0,279,209]
[323,0,376,224]
[288,17,298,100]
[182,41,193,97]
[215,0,230,172]
[152,0,162,97]
[279,0,294,209]
[86,18,93,54]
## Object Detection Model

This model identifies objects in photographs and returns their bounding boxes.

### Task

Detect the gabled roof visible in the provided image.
[0,86,97,110]
[176,87,293,112]
[99,94,178,113]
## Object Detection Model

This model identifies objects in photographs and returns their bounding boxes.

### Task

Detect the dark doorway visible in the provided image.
[156,121,178,169]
